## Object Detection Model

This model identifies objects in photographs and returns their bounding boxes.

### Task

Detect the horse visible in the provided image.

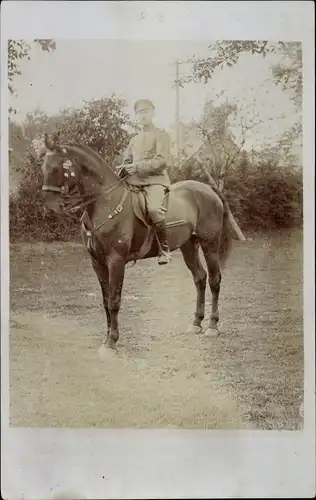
[41,132,237,352]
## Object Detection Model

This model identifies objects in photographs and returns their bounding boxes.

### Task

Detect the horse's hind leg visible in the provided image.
[180,236,207,334]
[200,238,222,336]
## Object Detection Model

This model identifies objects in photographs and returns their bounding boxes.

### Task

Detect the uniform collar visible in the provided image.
[142,123,155,132]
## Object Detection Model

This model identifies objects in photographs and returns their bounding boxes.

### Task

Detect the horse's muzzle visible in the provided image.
[42,190,63,214]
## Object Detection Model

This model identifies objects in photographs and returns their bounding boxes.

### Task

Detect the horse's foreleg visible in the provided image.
[200,239,222,336]
[107,253,126,349]
[91,258,111,342]
[180,237,207,334]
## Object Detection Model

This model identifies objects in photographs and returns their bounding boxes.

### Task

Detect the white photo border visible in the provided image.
[1,2,315,498]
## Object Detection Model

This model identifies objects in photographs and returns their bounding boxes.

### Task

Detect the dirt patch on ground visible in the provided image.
[9,230,304,429]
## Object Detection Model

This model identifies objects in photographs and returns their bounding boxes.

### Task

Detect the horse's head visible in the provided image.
[41,132,82,213]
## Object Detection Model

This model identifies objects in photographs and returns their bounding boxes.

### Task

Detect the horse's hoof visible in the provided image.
[187,325,203,334]
[98,343,117,361]
[203,327,220,337]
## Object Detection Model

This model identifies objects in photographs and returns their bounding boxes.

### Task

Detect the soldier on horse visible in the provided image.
[41,102,245,352]
[118,99,173,265]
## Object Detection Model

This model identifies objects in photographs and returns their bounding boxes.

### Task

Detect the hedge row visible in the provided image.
[225,161,303,229]
[10,155,303,242]
[170,158,303,230]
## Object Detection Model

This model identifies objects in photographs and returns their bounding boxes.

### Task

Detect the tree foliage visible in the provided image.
[178,42,302,174]
[57,96,132,164]
[182,41,302,109]
[170,155,303,231]
[193,101,242,188]
[224,160,303,230]
[8,39,56,113]
[9,96,136,241]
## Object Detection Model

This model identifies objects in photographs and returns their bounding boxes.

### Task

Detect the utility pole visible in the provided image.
[175,59,180,162]
[169,59,182,162]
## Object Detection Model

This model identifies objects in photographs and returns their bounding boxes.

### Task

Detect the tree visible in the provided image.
[10,95,134,168]
[8,39,56,113]
[178,42,302,174]
[251,121,303,169]
[9,120,31,197]
[56,96,133,165]
[179,90,288,189]
[9,94,135,241]
[181,41,302,109]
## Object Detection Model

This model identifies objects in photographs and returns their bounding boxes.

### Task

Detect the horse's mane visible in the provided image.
[62,142,119,183]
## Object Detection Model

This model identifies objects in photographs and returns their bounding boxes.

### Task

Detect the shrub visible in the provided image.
[10,102,303,242]
[9,96,134,242]
[9,153,81,242]
[224,161,303,229]
[173,157,303,230]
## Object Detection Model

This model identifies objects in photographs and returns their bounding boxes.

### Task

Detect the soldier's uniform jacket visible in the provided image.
[123,125,172,188]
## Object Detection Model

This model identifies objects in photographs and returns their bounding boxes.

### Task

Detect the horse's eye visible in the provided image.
[46,163,62,175]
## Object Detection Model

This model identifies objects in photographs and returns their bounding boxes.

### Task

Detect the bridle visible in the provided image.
[41,150,136,262]
[42,151,129,216]
[42,155,77,196]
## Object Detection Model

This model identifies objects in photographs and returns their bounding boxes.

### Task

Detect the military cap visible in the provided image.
[134,99,155,113]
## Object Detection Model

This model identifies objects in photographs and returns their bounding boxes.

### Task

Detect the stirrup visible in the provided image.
[158,250,172,265]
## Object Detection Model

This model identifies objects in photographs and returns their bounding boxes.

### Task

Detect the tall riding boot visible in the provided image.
[153,220,172,265]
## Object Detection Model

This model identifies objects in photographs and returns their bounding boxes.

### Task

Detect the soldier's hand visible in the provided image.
[124,163,137,175]
[115,164,127,178]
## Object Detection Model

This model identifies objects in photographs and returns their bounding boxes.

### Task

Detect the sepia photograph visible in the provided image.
[1,1,315,499]
[8,37,304,430]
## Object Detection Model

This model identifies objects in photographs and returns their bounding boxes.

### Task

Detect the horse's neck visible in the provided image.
[65,144,124,219]
[84,178,126,224]
[65,143,118,187]
[73,150,125,219]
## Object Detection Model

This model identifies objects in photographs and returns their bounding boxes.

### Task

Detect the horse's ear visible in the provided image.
[44,133,54,150]
[52,131,61,148]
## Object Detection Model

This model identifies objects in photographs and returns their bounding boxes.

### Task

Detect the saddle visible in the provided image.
[81,183,189,263]
[128,185,188,261]
[128,185,168,227]
[128,185,187,230]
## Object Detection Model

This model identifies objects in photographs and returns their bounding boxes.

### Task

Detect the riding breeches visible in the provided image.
[143,185,167,224]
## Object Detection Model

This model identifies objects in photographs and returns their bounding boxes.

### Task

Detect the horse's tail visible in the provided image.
[211,186,233,267]
[219,206,233,267]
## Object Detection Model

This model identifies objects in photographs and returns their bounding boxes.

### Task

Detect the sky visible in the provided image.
[11,40,300,152]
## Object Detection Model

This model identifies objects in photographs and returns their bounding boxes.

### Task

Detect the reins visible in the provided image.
[66,174,128,214]
[42,148,131,238]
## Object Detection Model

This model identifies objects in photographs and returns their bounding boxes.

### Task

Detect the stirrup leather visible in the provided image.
[153,220,171,265]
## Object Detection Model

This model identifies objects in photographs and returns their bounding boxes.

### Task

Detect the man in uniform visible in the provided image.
[120,99,172,265]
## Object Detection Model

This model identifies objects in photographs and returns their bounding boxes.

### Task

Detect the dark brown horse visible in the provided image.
[41,133,237,352]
